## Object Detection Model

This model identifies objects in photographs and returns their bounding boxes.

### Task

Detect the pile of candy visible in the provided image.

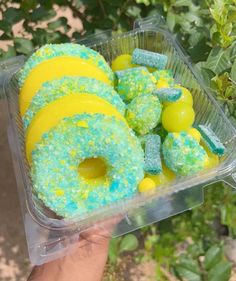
[19,43,226,218]
[112,48,226,193]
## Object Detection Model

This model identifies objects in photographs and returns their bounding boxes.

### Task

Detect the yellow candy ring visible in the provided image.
[19,56,111,116]
[26,93,127,163]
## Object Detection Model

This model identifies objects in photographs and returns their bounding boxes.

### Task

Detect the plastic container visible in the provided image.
[1,15,236,265]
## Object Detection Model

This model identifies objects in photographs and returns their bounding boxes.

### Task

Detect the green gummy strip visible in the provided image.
[153,88,182,102]
[144,134,162,175]
[197,125,226,156]
[132,48,168,70]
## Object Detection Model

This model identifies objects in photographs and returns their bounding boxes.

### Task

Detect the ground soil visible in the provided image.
[0,100,31,281]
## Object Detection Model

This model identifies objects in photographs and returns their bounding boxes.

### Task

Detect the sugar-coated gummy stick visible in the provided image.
[132,48,168,70]
[153,87,182,102]
[144,134,162,175]
[197,125,226,156]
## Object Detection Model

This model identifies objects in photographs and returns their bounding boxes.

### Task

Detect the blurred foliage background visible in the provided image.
[1,0,236,280]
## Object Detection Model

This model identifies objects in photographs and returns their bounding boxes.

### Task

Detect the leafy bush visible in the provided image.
[137,183,236,280]
[1,0,235,122]
[1,1,236,280]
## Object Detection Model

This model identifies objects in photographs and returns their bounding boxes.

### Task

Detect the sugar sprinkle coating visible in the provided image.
[23,76,126,130]
[153,87,182,102]
[125,94,162,135]
[132,48,168,70]
[115,67,156,102]
[144,134,162,175]
[163,132,208,176]
[19,43,114,87]
[196,125,225,156]
[31,114,144,218]
[153,70,175,88]
[152,70,174,82]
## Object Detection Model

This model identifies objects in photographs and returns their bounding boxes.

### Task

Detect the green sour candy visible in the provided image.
[197,125,226,156]
[152,69,175,87]
[115,67,156,102]
[144,134,162,175]
[163,132,208,176]
[126,95,162,135]
[153,87,182,102]
[132,48,168,70]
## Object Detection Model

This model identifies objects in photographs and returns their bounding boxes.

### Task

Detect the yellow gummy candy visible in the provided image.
[187,128,201,143]
[138,177,156,193]
[19,56,111,116]
[164,85,193,107]
[146,164,176,187]
[111,54,136,72]
[156,78,170,89]
[201,142,219,169]
[162,102,195,132]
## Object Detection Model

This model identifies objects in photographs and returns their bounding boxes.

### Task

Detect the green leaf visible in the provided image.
[205,47,232,75]
[0,32,12,40]
[3,7,24,24]
[210,72,233,98]
[208,261,232,281]
[175,267,202,281]
[47,31,70,43]
[119,234,139,253]
[210,0,227,25]
[14,38,34,55]
[188,38,212,63]
[174,0,191,6]
[187,242,205,258]
[38,0,54,9]
[211,31,222,46]
[175,258,202,281]
[108,238,120,264]
[177,257,201,275]
[21,0,38,11]
[72,31,81,40]
[229,42,236,61]
[144,234,159,251]
[135,0,151,5]
[32,28,49,45]
[220,203,236,229]
[0,20,12,35]
[1,46,16,59]
[231,59,236,82]
[48,17,68,31]
[204,245,222,270]
[222,22,233,36]
[96,18,113,29]
[73,0,83,8]
[225,86,235,99]
[31,6,56,22]
[80,0,98,9]
[188,28,204,47]
[166,10,176,31]
[125,6,141,18]
[195,62,216,86]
